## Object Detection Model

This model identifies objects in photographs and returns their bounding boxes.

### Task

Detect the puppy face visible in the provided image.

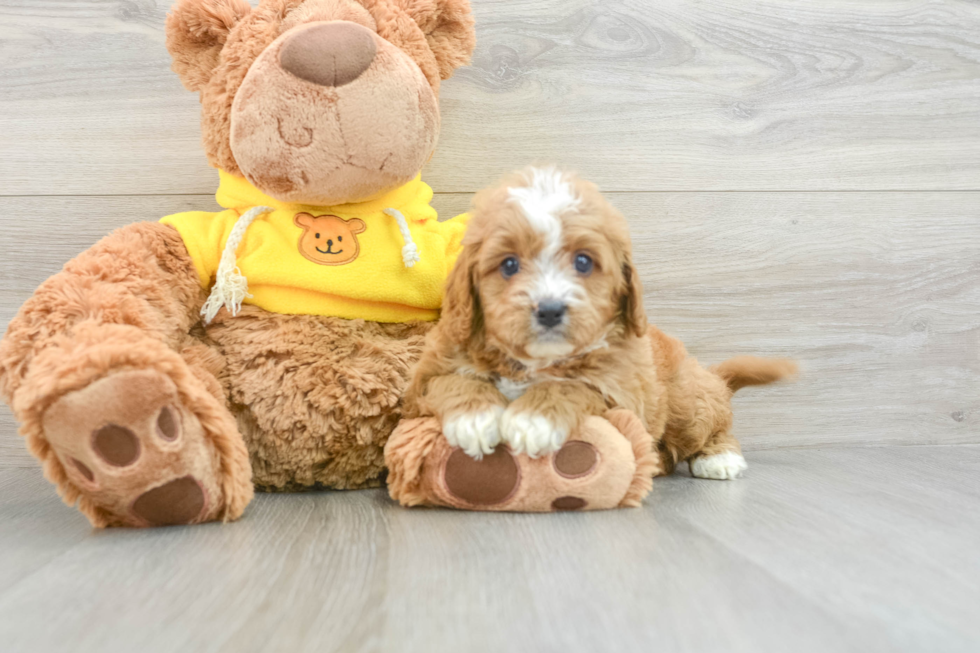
[443,167,647,365]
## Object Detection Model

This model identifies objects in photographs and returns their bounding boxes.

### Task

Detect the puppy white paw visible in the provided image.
[500,410,569,458]
[443,406,505,459]
[690,451,747,480]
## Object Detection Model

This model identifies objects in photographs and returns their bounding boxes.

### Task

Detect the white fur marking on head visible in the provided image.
[508,168,585,308]
[508,167,580,241]
[529,258,586,307]
[690,451,747,480]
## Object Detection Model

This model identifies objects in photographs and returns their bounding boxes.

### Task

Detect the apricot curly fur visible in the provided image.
[406,168,797,489]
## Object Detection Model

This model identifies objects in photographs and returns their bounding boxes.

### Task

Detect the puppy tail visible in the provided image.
[709,356,798,393]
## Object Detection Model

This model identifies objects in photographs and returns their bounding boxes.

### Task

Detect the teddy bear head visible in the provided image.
[166,0,475,205]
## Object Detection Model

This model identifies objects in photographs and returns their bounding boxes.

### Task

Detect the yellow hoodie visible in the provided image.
[161,171,468,323]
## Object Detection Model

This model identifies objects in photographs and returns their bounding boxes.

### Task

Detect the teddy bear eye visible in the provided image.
[500,256,520,279]
[338,236,343,242]
[315,233,320,239]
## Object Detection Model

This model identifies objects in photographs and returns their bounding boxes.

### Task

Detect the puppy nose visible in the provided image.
[536,301,567,328]
[279,22,377,87]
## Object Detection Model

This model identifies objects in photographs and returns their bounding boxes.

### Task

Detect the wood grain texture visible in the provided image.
[1,191,977,466]
[1,1,978,650]
[2,447,979,653]
[2,0,980,195]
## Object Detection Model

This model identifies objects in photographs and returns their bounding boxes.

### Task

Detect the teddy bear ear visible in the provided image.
[165,0,252,92]
[294,212,315,228]
[397,0,476,80]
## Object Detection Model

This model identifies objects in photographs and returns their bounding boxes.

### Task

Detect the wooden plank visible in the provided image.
[1,446,979,652]
[2,1,980,195]
[1,191,977,467]
[0,467,92,589]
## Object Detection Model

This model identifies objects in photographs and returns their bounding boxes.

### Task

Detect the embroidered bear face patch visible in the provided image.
[294,213,366,266]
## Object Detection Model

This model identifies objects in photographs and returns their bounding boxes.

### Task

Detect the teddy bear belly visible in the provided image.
[202,306,433,490]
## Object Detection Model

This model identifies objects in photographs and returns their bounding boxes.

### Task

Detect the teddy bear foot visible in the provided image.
[41,370,226,527]
[385,410,661,512]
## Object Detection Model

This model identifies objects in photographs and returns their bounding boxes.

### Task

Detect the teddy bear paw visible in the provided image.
[436,416,638,512]
[41,370,224,527]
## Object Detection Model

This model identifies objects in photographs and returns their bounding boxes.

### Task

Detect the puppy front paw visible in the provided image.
[690,451,747,480]
[443,406,505,459]
[500,410,569,458]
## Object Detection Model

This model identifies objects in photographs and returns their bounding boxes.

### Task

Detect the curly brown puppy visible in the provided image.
[404,166,796,479]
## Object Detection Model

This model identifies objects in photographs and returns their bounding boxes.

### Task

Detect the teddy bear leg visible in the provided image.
[0,223,253,526]
[385,409,662,512]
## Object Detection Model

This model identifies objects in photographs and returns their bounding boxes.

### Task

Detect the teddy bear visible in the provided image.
[0,0,478,527]
[1,0,656,527]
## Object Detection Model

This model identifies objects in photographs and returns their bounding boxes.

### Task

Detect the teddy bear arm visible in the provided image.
[0,222,205,400]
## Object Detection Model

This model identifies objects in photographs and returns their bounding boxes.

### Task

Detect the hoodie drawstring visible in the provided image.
[201,205,274,324]
[384,208,420,268]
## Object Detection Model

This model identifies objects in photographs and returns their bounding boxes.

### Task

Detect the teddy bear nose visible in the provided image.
[279,22,377,87]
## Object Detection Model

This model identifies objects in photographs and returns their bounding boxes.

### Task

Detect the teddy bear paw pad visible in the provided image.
[132,476,207,526]
[41,370,222,527]
[443,447,520,507]
[553,440,598,478]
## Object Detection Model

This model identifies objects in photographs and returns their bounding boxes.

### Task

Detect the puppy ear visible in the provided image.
[621,257,648,337]
[166,0,251,92]
[441,244,480,345]
[399,0,476,80]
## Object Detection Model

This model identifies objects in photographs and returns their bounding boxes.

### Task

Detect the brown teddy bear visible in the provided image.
[0,0,477,527]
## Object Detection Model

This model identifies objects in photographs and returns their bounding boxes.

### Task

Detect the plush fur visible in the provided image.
[168,0,475,202]
[404,167,797,477]
[0,0,474,527]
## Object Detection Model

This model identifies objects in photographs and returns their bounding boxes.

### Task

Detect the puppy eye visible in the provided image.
[500,256,520,279]
[574,253,594,275]
[315,233,320,239]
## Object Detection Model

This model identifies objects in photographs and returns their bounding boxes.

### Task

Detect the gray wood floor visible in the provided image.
[3,446,980,653]
[1,1,978,651]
